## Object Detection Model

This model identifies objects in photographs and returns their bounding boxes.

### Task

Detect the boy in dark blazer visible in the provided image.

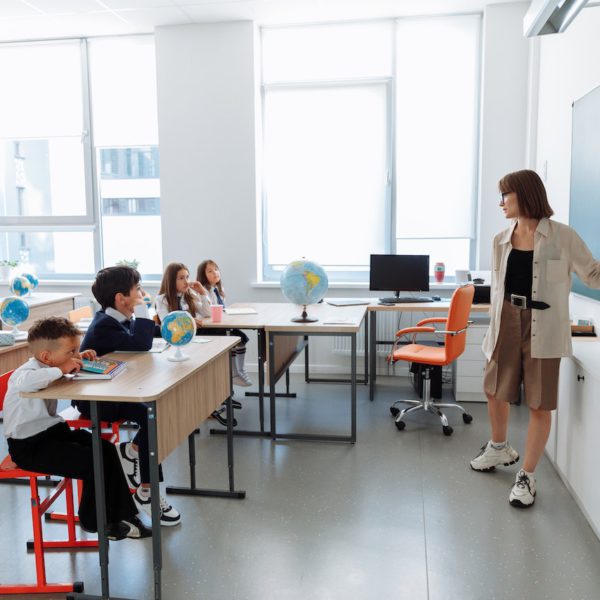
[77,266,181,527]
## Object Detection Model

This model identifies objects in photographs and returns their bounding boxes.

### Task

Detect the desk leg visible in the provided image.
[364,314,369,385]
[351,332,357,443]
[269,332,277,440]
[167,397,246,500]
[369,311,377,401]
[68,402,137,600]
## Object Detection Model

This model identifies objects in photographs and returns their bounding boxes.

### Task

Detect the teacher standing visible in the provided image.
[470,169,600,507]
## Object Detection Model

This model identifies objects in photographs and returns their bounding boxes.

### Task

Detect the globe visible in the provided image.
[0,296,30,335]
[142,293,152,308]
[160,310,197,362]
[280,259,329,322]
[9,275,33,298]
[22,273,39,292]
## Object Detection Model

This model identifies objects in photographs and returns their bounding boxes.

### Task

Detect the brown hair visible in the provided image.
[498,169,554,219]
[28,317,81,351]
[197,260,225,301]
[158,262,198,318]
[92,266,141,310]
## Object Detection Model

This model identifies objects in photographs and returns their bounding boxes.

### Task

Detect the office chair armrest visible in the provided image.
[435,326,469,336]
[394,326,436,338]
[416,317,447,327]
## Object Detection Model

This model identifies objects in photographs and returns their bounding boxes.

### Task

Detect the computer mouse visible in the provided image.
[432,295,441,301]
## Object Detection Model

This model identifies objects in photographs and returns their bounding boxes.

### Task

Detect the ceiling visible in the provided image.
[0,0,522,42]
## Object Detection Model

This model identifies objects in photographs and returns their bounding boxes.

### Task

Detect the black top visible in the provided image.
[505,249,534,297]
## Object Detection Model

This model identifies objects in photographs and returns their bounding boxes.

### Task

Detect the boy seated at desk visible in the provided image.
[3,317,151,540]
[76,265,181,527]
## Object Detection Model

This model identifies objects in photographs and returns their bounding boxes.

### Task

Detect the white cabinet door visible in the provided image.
[556,359,600,534]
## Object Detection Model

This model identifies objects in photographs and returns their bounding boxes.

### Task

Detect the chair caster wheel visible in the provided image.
[26,540,34,551]
[73,581,85,593]
[462,413,473,424]
[390,406,400,417]
[395,420,406,431]
[443,425,453,436]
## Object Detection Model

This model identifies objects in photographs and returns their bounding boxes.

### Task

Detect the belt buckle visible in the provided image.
[510,294,527,310]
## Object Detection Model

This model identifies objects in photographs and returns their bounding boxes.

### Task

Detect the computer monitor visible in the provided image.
[369,254,430,299]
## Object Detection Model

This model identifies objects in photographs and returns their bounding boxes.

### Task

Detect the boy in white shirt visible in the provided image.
[4,317,151,540]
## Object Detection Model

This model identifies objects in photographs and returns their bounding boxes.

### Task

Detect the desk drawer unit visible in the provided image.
[453,323,488,402]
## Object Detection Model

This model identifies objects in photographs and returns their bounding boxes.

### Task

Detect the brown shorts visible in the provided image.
[483,300,561,411]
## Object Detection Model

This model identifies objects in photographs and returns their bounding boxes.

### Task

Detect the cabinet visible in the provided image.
[548,342,600,539]
[452,323,488,402]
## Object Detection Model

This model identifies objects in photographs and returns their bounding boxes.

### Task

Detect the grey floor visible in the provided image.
[1,374,600,600]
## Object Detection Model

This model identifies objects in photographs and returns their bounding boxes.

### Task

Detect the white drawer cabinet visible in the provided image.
[453,323,488,402]
[552,356,600,538]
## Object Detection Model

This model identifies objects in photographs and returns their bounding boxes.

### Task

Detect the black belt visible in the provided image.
[504,293,550,310]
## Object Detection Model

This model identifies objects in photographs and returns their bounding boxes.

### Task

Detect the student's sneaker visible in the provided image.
[210,409,238,427]
[133,488,181,527]
[509,469,536,508]
[470,441,520,472]
[230,399,243,410]
[232,374,252,387]
[118,441,140,489]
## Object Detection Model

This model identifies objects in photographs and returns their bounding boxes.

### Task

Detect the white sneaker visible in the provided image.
[509,469,536,508]
[470,441,519,472]
[232,374,252,387]
[118,442,140,489]
[133,488,181,527]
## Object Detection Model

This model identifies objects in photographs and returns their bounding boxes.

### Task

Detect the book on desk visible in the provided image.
[74,358,127,380]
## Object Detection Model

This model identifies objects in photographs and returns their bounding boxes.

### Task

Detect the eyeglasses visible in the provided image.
[500,192,511,207]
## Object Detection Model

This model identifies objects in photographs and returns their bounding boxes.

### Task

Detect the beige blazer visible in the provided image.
[482,218,600,360]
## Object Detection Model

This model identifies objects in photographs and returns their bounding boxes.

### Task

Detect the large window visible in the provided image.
[261,16,481,280]
[0,36,161,279]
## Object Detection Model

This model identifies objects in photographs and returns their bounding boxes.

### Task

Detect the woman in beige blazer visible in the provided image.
[470,169,600,508]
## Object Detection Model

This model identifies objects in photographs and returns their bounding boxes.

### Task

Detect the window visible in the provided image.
[0,36,161,279]
[261,16,481,281]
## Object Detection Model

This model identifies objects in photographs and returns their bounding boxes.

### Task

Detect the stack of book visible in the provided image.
[75,358,127,380]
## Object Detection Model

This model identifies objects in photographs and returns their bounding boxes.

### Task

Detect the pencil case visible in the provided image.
[0,332,15,346]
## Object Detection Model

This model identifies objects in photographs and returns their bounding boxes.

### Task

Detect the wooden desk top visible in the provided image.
[22,336,238,403]
[367,301,490,313]
[202,302,367,333]
[0,340,28,356]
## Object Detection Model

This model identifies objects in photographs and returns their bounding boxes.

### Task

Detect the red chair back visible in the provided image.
[443,285,475,363]
[0,370,14,411]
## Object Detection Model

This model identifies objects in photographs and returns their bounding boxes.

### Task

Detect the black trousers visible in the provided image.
[8,422,136,531]
[74,400,163,485]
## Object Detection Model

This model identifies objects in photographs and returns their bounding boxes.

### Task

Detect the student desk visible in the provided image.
[205,302,368,443]
[23,336,243,600]
[367,301,490,402]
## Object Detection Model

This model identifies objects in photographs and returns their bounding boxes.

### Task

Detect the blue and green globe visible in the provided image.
[161,310,196,346]
[9,275,33,298]
[0,296,30,329]
[280,260,329,306]
[22,273,39,291]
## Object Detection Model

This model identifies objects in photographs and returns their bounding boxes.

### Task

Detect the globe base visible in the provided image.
[291,306,318,323]
[167,347,190,362]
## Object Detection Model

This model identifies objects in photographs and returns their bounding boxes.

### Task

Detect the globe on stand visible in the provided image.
[22,273,39,296]
[280,260,329,323]
[0,296,30,340]
[160,310,197,362]
[142,293,153,308]
[9,275,33,298]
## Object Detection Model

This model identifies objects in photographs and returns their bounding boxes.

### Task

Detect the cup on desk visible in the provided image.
[210,305,223,323]
[455,270,471,284]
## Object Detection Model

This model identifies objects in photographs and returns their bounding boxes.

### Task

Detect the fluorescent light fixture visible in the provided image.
[524,0,589,37]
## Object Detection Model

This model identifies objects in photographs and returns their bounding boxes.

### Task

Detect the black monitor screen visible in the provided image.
[369,254,430,293]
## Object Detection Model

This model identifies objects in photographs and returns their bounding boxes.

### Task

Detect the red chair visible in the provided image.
[0,370,97,595]
[388,284,475,436]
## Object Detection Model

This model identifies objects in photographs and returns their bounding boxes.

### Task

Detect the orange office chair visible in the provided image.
[388,284,475,436]
[0,370,96,595]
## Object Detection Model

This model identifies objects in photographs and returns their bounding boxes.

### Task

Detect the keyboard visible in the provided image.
[379,296,434,304]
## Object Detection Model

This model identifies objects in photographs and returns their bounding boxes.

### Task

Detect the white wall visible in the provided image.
[535,4,600,330]
[476,1,530,270]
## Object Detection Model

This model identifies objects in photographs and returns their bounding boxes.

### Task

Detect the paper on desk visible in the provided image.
[224,308,257,315]
[322,318,352,324]
[192,337,212,343]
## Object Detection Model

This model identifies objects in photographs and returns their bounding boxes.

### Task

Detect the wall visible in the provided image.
[476,1,530,270]
[535,4,600,330]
